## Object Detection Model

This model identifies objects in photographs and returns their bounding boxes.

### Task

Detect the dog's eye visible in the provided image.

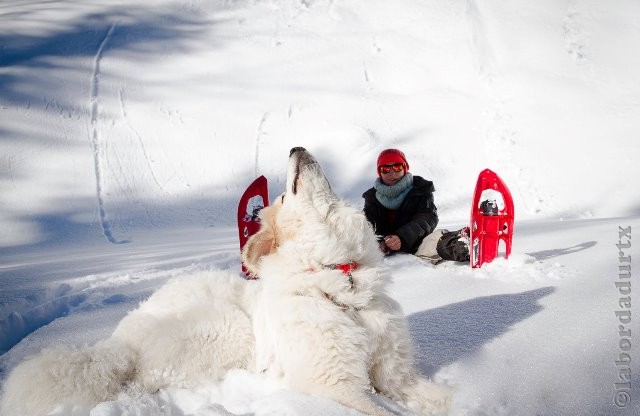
[280,194,285,203]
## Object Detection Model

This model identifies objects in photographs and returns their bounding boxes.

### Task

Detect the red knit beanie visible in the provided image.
[377,148,409,177]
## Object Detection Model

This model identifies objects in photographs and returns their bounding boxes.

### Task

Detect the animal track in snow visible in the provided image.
[562,2,589,64]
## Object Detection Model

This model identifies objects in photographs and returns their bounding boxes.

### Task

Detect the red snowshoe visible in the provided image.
[470,169,514,268]
[237,175,269,277]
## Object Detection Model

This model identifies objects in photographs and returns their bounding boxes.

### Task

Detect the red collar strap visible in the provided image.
[306,262,359,276]
[250,262,359,281]
[327,262,358,276]
[327,262,358,286]
[304,262,358,286]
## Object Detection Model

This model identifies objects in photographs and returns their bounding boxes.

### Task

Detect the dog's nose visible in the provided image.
[290,147,306,156]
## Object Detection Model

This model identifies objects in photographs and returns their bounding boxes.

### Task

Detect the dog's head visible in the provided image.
[242,147,381,278]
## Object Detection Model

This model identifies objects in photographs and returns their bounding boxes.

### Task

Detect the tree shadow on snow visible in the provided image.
[0,5,228,113]
[408,286,555,377]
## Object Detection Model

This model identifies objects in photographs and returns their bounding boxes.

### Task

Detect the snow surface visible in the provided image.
[1,0,639,415]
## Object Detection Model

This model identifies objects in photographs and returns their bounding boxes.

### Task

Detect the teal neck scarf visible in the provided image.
[374,173,413,210]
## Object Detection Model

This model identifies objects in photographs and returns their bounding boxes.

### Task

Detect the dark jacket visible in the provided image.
[362,175,438,254]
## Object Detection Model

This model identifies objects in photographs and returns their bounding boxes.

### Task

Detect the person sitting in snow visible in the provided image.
[362,148,470,264]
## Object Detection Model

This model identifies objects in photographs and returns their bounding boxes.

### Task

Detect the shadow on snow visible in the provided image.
[0,5,225,111]
[526,241,597,261]
[408,286,555,377]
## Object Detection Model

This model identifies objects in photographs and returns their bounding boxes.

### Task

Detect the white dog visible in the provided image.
[0,147,450,416]
[242,147,450,416]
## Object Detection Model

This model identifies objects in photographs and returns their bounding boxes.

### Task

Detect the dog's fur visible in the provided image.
[0,148,450,416]
[0,270,258,416]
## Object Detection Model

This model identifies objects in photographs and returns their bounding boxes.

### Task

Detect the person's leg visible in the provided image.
[414,229,446,264]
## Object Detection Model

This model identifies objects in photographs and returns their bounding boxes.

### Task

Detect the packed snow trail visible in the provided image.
[88,21,129,245]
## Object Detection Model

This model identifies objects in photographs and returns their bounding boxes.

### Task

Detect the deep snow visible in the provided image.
[1,0,639,415]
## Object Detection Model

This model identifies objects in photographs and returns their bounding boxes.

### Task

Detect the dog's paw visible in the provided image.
[405,379,452,415]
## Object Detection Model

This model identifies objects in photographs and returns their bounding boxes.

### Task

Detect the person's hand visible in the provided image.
[384,235,401,251]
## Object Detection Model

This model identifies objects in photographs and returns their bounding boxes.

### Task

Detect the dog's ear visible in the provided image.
[242,227,274,277]
[241,202,280,277]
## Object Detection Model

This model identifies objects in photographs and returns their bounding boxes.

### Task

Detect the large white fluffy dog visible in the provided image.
[0,147,450,416]
[242,147,450,415]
